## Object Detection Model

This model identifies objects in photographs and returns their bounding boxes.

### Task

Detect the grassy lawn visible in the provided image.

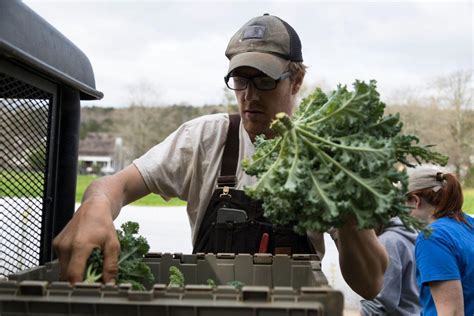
[3,173,473,212]
[0,171,44,198]
[76,175,186,206]
[463,188,474,214]
[76,175,474,213]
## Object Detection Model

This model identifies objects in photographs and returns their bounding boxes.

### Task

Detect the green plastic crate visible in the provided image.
[0,253,344,315]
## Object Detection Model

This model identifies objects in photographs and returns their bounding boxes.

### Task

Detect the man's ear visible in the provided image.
[291,74,304,95]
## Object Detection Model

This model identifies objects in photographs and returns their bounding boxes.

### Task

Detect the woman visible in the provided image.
[407,165,473,316]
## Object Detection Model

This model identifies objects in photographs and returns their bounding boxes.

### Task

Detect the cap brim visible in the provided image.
[227,52,290,80]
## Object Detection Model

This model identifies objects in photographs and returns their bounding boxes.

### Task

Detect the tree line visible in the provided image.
[80,70,473,185]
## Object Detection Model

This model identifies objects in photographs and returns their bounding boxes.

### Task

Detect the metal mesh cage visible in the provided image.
[0,73,53,277]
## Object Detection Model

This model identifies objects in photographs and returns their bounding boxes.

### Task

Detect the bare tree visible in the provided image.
[127,79,162,107]
[114,80,164,161]
[386,69,473,182]
[221,87,238,113]
[432,69,473,179]
[113,81,234,163]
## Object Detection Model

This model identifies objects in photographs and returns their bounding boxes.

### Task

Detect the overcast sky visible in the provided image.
[24,0,473,107]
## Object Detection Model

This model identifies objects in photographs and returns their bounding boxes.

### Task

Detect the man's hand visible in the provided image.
[53,164,150,284]
[53,199,120,283]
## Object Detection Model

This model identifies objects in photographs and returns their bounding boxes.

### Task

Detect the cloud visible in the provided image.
[23,1,472,107]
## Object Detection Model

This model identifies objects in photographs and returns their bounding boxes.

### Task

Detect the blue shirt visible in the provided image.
[415,214,474,316]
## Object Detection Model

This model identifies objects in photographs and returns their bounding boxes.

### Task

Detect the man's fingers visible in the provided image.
[53,231,72,281]
[56,250,71,282]
[67,244,95,283]
[102,237,120,283]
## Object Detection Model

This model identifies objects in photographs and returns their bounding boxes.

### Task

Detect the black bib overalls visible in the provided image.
[193,114,315,255]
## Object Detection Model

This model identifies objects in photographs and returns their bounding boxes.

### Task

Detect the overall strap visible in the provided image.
[217,113,241,188]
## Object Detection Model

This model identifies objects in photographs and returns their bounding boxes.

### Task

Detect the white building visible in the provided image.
[78,133,123,175]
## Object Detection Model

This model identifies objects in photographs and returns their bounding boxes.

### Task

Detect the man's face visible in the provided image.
[232,66,299,141]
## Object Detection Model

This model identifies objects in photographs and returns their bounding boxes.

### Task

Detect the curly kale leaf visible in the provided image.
[84,221,154,291]
[243,80,448,232]
[83,248,103,283]
[227,280,245,290]
[168,266,185,287]
[206,279,216,287]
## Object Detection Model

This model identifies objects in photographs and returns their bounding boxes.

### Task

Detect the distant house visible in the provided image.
[78,133,123,175]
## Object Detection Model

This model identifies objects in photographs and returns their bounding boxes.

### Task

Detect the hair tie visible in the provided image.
[436,172,444,181]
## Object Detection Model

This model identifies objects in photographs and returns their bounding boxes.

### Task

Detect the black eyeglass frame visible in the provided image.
[224,71,291,91]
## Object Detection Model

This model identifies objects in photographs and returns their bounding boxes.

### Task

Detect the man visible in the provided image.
[53,14,388,299]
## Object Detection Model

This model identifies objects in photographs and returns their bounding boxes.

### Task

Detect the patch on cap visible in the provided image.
[225,14,303,77]
[242,25,266,40]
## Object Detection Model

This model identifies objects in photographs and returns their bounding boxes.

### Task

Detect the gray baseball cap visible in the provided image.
[225,14,303,80]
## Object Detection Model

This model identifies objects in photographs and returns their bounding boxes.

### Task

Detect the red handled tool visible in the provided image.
[258,233,269,253]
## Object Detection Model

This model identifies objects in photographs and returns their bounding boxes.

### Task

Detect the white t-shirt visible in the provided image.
[133,113,324,256]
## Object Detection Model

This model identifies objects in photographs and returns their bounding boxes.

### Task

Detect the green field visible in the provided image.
[76,175,186,206]
[2,173,473,212]
[463,188,474,213]
[0,172,44,197]
[75,175,474,213]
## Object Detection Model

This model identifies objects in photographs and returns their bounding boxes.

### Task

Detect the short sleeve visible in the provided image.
[415,231,460,285]
[133,123,194,201]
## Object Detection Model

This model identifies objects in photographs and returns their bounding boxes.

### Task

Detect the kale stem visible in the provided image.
[293,93,320,125]
[296,126,387,153]
[302,89,370,127]
[84,265,102,283]
[309,172,338,216]
[270,112,293,135]
[118,247,139,265]
[320,150,383,199]
[300,134,383,199]
[300,136,331,166]
[247,137,282,166]
[310,94,360,126]
[296,91,342,125]
[251,135,289,191]
[286,128,299,179]
[297,90,354,124]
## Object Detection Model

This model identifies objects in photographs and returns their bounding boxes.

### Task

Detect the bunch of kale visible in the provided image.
[243,80,447,233]
[84,221,154,290]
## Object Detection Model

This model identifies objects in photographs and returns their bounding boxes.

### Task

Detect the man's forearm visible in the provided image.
[81,175,127,220]
[80,165,149,220]
[336,220,388,299]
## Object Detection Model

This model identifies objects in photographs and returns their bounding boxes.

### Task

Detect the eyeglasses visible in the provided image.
[224,71,291,91]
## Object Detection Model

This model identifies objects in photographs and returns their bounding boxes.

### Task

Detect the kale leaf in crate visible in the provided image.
[168,266,185,287]
[84,221,154,291]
